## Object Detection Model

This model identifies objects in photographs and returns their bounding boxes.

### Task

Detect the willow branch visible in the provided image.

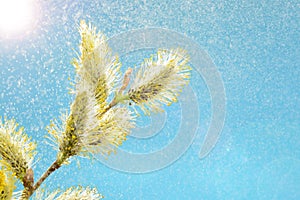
[20,169,34,200]
[20,160,61,199]
[33,160,61,191]
[21,69,133,198]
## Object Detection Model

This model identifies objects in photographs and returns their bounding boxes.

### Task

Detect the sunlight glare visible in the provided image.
[0,0,36,36]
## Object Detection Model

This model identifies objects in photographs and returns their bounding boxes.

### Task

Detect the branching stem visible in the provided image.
[101,68,132,116]
[21,160,62,199]
[20,68,133,198]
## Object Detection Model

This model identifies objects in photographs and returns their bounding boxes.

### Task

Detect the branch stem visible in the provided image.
[100,68,132,116]
[33,160,61,191]
[20,68,133,198]
[21,160,62,199]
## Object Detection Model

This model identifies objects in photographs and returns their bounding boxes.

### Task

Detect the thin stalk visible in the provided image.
[21,160,62,199]
[33,160,61,191]
[100,68,132,116]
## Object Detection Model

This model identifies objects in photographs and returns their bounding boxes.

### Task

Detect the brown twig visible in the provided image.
[20,169,34,199]
[33,160,61,191]
[21,160,62,199]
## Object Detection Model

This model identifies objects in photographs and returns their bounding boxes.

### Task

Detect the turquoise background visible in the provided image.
[0,0,299,199]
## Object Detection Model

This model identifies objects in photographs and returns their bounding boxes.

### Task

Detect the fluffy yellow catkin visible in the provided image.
[72,20,121,116]
[0,166,16,200]
[128,48,191,115]
[0,117,36,181]
[47,21,135,164]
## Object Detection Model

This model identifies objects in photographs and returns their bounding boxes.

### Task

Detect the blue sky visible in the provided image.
[0,0,299,199]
